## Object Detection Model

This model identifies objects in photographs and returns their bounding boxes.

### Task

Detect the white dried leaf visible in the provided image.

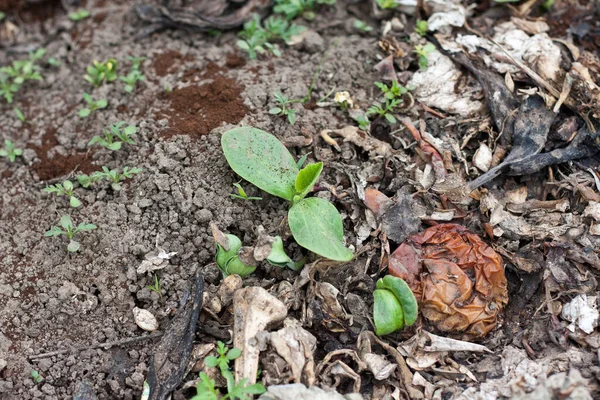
[133,307,158,332]
[562,295,599,334]
[472,143,493,172]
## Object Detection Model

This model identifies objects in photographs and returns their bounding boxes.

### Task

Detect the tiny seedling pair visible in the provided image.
[120,56,146,93]
[79,92,107,118]
[45,215,96,252]
[0,139,23,162]
[89,122,137,151]
[78,166,142,191]
[44,180,81,208]
[222,127,353,262]
[84,59,117,87]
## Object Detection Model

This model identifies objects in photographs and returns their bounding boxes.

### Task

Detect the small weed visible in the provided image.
[415,19,428,36]
[79,92,108,117]
[45,215,97,252]
[0,139,23,163]
[269,92,296,125]
[376,0,398,9]
[13,106,25,122]
[146,275,163,300]
[191,341,266,400]
[230,182,262,201]
[367,98,401,124]
[43,180,82,208]
[0,49,45,104]
[76,173,103,189]
[263,15,305,43]
[89,122,136,151]
[47,57,62,67]
[120,57,146,93]
[68,9,90,21]
[375,80,408,101]
[91,166,142,191]
[31,370,43,384]
[353,19,373,33]
[84,58,117,87]
[237,14,304,59]
[274,0,336,21]
[414,43,435,70]
[355,114,370,131]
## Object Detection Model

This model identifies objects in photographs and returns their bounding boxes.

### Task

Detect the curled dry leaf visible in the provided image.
[389,224,508,338]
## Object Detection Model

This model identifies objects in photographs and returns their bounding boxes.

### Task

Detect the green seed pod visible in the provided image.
[381,275,418,326]
[373,288,404,336]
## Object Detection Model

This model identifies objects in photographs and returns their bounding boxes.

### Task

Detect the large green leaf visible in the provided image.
[295,162,323,200]
[288,197,353,261]
[222,127,299,201]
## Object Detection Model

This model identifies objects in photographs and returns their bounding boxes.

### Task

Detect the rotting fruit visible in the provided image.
[388,223,508,339]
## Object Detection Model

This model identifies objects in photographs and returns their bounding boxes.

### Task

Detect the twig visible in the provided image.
[29,332,163,361]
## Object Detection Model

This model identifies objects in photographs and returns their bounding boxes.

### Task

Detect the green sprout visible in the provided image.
[237,14,304,59]
[146,275,163,300]
[13,106,26,122]
[68,9,90,21]
[353,19,373,33]
[31,370,43,384]
[119,57,146,93]
[44,215,97,252]
[269,92,296,125]
[90,166,142,191]
[367,98,401,124]
[415,20,428,36]
[273,0,336,21]
[79,92,108,117]
[230,182,262,201]
[0,139,23,163]
[375,80,408,101]
[222,127,353,262]
[47,57,62,67]
[89,122,136,151]
[76,173,103,189]
[43,180,82,208]
[84,58,117,87]
[376,0,398,9]
[0,49,45,103]
[192,341,266,400]
[355,114,370,131]
[414,43,435,70]
[373,275,418,335]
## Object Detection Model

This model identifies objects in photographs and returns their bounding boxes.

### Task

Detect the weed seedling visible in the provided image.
[274,0,336,21]
[0,139,23,163]
[120,57,146,93]
[263,15,305,43]
[414,43,435,70]
[13,106,26,122]
[79,92,108,117]
[43,180,82,208]
[269,92,296,125]
[0,49,45,103]
[45,215,96,252]
[375,80,408,101]
[89,122,137,151]
[192,341,265,400]
[368,98,401,124]
[68,9,90,21]
[91,166,142,191]
[353,19,373,33]
[84,59,117,87]
[376,0,398,9]
[355,114,370,131]
[230,182,262,201]
[415,19,428,36]
[237,14,305,59]
[31,370,43,384]
[146,275,163,300]
[47,57,62,67]
[77,173,103,189]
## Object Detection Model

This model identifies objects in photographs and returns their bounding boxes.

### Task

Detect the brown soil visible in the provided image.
[30,128,99,181]
[152,50,194,77]
[225,53,247,69]
[160,75,248,139]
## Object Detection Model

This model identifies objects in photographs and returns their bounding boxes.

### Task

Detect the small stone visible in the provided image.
[303,31,325,54]
[133,307,158,332]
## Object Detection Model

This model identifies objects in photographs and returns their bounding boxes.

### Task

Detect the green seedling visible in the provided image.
[269,92,296,125]
[76,173,103,189]
[0,12,5,22]
[127,56,146,70]
[274,0,336,21]
[355,114,370,131]
[91,166,142,191]
[13,106,25,122]
[89,122,137,151]
[263,15,305,43]
[237,14,305,59]
[414,43,435,70]
[373,275,418,335]
[192,341,266,400]
[375,80,408,101]
[31,370,43,384]
[0,74,19,104]
[44,215,97,252]
[79,92,108,117]
[415,19,428,36]
[376,0,398,9]
[120,57,146,93]
[353,19,373,33]
[68,9,90,21]
[47,57,62,67]
[230,182,262,201]
[0,139,23,163]
[84,58,117,87]
[43,180,82,208]
[0,49,45,103]
[222,127,353,262]
[367,98,401,124]
[146,275,163,300]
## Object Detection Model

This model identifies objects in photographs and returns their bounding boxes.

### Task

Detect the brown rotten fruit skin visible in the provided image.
[389,223,509,339]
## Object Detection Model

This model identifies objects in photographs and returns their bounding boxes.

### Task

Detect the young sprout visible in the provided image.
[0,139,23,163]
[355,114,370,131]
[68,9,90,21]
[31,370,43,384]
[47,57,62,67]
[367,98,401,124]
[230,182,262,201]
[269,92,296,125]
[77,173,103,189]
[263,15,305,44]
[0,74,19,103]
[79,92,108,118]
[414,43,436,70]
[89,122,137,151]
[84,59,118,87]
[44,215,97,252]
[43,180,82,208]
[274,0,336,21]
[91,166,142,191]
[146,275,163,300]
[353,19,373,33]
[237,15,275,59]
[13,106,25,122]
[119,57,146,93]
[415,20,428,36]
[375,80,408,101]
[376,0,398,9]
[0,49,45,103]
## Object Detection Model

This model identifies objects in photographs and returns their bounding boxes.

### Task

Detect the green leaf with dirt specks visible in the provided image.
[222,127,299,201]
[295,162,323,200]
[288,197,353,261]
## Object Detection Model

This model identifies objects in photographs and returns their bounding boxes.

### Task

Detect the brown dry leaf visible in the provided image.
[321,126,393,158]
[389,224,508,338]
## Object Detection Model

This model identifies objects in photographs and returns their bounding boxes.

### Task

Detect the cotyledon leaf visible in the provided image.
[288,197,353,262]
[221,127,299,201]
[295,162,323,200]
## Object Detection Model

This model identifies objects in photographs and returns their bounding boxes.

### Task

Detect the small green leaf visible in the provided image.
[226,347,241,360]
[44,227,63,237]
[70,196,82,208]
[60,215,73,230]
[288,198,353,261]
[204,356,219,368]
[224,256,256,278]
[67,240,81,252]
[221,127,299,201]
[296,152,311,169]
[373,289,404,335]
[77,223,97,232]
[294,162,323,200]
[79,108,91,117]
[385,113,397,124]
[215,234,242,270]
[269,107,282,114]
[97,99,108,108]
[240,382,267,395]
[108,142,122,151]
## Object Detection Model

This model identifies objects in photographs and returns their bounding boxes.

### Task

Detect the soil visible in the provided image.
[1,0,599,399]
